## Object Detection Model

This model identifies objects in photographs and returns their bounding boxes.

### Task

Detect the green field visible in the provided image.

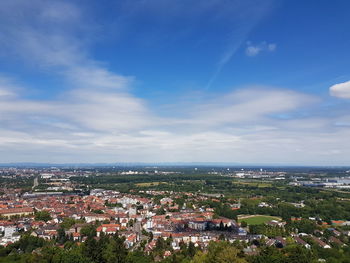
[238,215,281,225]
[135,182,167,187]
[232,181,272,188]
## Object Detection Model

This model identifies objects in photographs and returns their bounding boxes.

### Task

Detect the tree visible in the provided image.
[156,208,166,215]
[188,241,196,258]
[283,245,314,263]
[61,217,78,229]
[17,235,47,253]
[191,251,207,263]
[103,236,127,263]
[126,251,152,263]
[218,234,225,241]
[95,232,109,263]
[82,236,98,261]
[289,219,317,234]
[57,227,68,244]
[80,224,97,237]
[219,221,224,231]
[191,241,247,263]
[92,209,104,214]
[155,237,165,251]
[251,246,284,263]
[241,221,248,228]
[34,210,52,222]
[148,232,153,243]
[60,246,89,263]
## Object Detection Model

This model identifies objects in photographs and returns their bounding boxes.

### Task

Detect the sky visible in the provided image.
[0,0,350,165]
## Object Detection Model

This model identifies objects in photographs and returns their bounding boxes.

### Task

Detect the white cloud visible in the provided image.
[0,76,21,98]
[185,88,316,126]
[0,0,153,132]
[245,41,277,57]
[39,2,81,22]
[0,0,349,165]
[329,80,350,99]
[246,46,261,56]
[2,79,347,165]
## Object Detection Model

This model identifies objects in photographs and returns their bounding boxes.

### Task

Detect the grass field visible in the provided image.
[135,182,166,187]
[238,215,281,225]
[232,181,272,188]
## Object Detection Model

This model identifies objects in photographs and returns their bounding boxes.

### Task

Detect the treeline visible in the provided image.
[0,177,33,192]
[2,233,350,263]
[239,198,350,222]
[248,219,319,237]
[249,225,288,237]
[0,233,143,263]
[0,233,248,263]
[71,174,223,185]
[196,192,350,223]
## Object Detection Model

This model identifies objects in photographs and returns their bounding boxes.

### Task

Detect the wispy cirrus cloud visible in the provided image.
[0,0,155,143]
[205,0,276,89]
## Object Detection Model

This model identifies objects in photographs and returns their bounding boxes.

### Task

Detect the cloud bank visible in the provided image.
[0,0,349,165]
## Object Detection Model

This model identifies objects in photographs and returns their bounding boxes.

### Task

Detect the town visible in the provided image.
[0,166,350,262]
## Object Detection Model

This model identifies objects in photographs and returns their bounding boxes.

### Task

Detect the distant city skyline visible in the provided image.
[0,0,350,165]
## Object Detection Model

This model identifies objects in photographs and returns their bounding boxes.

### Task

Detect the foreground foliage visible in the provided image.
[2,233,350,263]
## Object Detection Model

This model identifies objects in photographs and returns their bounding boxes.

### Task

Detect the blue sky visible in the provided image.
[0,0,350,165]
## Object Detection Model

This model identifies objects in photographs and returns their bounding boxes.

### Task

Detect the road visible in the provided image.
[33,177,39,189]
